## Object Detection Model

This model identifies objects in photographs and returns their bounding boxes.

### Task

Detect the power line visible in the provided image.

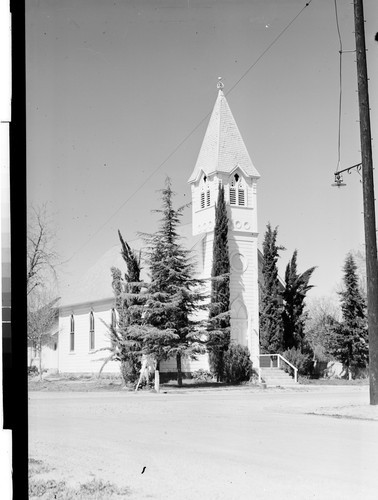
[227,0,314,97]
[59,1,315,266]
[334,0,343,173]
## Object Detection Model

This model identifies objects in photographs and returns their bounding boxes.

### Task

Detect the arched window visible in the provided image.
[89,311,95,350]
[230,298,248,345]
[229,173,246,206]
[110,308,117,347]
[70,314,75,352]
[111,308,117,329]
[200,175,211,209]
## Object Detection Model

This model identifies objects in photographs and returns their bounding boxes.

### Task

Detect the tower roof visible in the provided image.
[188,82,260,183]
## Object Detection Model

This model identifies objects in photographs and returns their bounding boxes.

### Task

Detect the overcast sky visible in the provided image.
[26,0,378,301]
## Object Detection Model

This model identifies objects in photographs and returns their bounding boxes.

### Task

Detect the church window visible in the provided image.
[230,173,246,206]
[200,174,211,209]
[230,187,237,205]
[111,308,117,347]
[89,311,95,350]
[238,188,245,206]
[111,308,117,329]
[70,314,75,352]
[200,192,205,209]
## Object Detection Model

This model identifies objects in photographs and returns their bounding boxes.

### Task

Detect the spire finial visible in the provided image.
[217,76,224,90]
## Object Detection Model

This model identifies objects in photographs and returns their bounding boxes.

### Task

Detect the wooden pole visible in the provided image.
[353,0,378,404]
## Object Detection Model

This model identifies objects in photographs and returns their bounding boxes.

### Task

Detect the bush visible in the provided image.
[28,365,38,376]
[281,347,313,376]
[223,344,253,384]
[191,369,214,382]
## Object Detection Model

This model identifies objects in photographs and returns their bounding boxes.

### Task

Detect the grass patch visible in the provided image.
[29,458,52,476]
[299,377,369,385]
[29,478,131,499]
[29,458,131,499]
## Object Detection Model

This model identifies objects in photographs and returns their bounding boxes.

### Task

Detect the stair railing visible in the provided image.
[259,354,298,383]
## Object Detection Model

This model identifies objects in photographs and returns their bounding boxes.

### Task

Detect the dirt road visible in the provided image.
[29,386,378,499]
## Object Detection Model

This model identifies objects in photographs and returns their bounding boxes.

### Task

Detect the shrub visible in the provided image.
[223,344,253,384]
[191,369,214,382]
[281,347,313,376]
[28,365,38,376]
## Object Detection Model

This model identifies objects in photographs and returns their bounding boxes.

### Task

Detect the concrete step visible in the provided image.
[260,367,298,387]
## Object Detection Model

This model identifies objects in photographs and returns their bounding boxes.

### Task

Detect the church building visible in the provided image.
[43,80,262,377]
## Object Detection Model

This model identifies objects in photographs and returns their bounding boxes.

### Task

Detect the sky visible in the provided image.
[25,0,378,302]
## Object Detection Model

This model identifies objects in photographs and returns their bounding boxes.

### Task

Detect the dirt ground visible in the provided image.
[28,383,378,499]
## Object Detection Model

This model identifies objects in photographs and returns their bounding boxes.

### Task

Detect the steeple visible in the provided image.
[188,80,261,366]
[188,78,260,184]
[189,79,260,237]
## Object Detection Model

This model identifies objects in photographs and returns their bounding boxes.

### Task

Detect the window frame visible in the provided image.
[229,173,246,206]
[89,311,95,351]
[70,314,75,352]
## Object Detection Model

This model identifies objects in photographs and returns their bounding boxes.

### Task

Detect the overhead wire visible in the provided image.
[58,0,315,267]
[334,0,343,173]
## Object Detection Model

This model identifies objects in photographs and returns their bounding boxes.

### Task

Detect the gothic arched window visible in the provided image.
[229,173,246,206]
[200,175,211,209]
[70,314,75,352]
[110,308,117,347]
[89,311,95,350]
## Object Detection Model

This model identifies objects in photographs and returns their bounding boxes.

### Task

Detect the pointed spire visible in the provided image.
[217,76,224,91]
[188,80,260,183]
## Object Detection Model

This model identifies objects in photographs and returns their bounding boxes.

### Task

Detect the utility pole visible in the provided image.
[353,0,378,405]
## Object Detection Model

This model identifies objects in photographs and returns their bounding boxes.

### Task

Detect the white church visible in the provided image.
[36,80,290,382]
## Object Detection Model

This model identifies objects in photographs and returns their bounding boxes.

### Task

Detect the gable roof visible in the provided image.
[59,226,204,308]
[188,89,260,183]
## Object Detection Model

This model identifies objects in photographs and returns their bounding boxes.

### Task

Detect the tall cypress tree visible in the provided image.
[282,250,316,350]
[327,253,368,379]
[100,231,143,383]
[207,184,230,381]
[259,223,285,353]
[134,178,205,388]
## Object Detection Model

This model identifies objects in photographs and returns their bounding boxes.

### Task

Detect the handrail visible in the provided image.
[259,353,298,383]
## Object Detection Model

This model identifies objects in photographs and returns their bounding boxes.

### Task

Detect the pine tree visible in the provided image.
[134,178,205,388]
[282,250,316,350]
[207,184,230,381]
[259,223,285,353]
[327,253,369,379]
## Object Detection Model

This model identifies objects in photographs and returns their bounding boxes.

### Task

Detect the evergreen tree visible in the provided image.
[327,253,369,379]
[281,250,316,350]
[207,184,231,381]
[259,223,285,353]
[99,231,143,384]
[134,178,205,388]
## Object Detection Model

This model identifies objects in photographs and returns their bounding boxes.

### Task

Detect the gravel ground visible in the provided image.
[29,385,378,499]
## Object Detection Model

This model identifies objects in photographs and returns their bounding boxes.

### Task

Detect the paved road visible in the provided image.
[29,387,378,499]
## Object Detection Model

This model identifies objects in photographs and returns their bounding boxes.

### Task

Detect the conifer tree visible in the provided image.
[327,253,369,379]
[259,223,285,353]
[207,184,231,381]
[99,231,143,384]
[281,250,316,350]
[133,178,205,388]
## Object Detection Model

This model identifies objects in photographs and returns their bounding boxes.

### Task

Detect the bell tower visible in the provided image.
[188,78,261,366]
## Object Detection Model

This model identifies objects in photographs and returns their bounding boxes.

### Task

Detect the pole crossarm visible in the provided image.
[333,163,362,186]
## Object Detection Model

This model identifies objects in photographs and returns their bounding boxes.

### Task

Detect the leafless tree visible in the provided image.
[27,204,59,296]
[304,296,341,361]
[28,291,60,380]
